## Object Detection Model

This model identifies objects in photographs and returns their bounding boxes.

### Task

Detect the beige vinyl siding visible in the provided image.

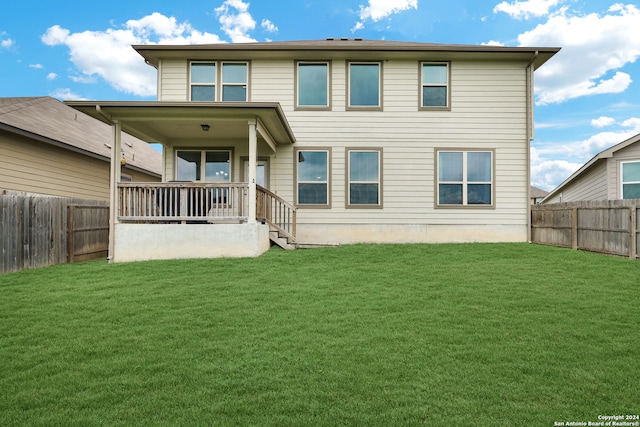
[252,58,529,227]
[1,132,159,200]
[156,56,531,237]
[547,160,608,203]
[1,132,110,200]
[158,59,188,101]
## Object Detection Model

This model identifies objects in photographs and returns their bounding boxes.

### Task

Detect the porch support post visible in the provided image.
[248,119,257,224]
[108,120,122,261]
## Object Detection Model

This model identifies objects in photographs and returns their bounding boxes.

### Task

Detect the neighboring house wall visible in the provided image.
[545,160,608,204]
[607,142,640,199]
[157,56,532,243]
[0,130,159,201]
[544,136,640,204]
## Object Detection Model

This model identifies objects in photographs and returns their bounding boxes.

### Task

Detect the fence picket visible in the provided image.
[0,191,108,273]
[532,200,640,259]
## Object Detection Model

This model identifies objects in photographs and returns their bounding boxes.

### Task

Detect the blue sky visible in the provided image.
[2,0,640,191]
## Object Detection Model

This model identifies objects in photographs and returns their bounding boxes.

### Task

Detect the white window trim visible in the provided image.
[189,61,249,102]
[221,61,249,102]
[620,160,640,199]
[436,149,495,208]
[189,61,217,102]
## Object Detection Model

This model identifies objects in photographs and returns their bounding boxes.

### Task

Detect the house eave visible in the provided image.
[64,101,297,146]
[133,40,560,71]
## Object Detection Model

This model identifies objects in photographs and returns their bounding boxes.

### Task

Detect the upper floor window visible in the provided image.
[437,150,493,207]
[296,61,330,109]
[190,62,216,101]
[190,61,248,102]
[621,161,640,199]
[222,62,248,101]
[347,149,382,208]
[421,62,449,109]
[295,149,330,208]
[348,62,382,109]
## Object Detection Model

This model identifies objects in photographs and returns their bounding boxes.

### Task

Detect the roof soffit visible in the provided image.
[134,40,560,70]
[65,101,296,146]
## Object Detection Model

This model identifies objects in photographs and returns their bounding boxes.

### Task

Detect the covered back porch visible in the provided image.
[66,101,297,261]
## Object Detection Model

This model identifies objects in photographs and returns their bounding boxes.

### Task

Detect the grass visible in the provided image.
[0,243,638,426]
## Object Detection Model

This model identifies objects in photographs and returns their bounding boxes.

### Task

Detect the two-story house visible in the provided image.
[67,39,559,262]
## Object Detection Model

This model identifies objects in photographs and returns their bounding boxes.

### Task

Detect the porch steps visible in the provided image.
[269,227,296,250]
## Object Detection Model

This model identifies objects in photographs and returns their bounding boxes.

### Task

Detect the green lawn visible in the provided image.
[1,243,638,426]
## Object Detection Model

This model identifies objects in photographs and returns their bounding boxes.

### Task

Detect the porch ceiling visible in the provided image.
[64,101,296,146]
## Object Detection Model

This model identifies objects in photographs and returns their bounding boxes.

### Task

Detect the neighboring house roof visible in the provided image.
[531,186,549,200]
[135,38,559,71]
[0,96,162,177]
[542,132,640,203]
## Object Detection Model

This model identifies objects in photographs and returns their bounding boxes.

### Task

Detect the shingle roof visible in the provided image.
[530,186,549,199]
[0,97,161,176]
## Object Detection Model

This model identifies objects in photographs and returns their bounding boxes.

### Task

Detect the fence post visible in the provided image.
[67,205,75,263]
[631,207,637,260]
[571,207,578,250]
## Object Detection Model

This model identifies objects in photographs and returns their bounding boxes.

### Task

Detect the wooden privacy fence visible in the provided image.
[531,200,640,259]
[1,191,108,274]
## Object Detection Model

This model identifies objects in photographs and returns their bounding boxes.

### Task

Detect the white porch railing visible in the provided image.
[118,182,249,222]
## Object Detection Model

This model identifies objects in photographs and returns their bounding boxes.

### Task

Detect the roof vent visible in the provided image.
[326,37,335,40]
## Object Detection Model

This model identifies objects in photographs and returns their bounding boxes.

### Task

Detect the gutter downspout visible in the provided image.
[526,51,538,243]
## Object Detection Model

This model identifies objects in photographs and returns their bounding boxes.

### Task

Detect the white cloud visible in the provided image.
[41,13,223,97]
[46,72,58,80]
[516,4,640,105]
[531,118,640,190]
[591,116,616,128]
[494,0,562,19]
[530,153,582,191]
[482,40,505,46]
[215,0,257,43]
[70,74,97,84]
[29,63,43,69]
[1,38,15,48]
[621,117,640,132]
[352,0,418,32]
[261,19,278,33]
[49,88,87,101]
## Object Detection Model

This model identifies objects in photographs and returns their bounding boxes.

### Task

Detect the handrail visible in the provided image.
[118,182,249,222]
[256,185,297,242]
[117,183,297,243]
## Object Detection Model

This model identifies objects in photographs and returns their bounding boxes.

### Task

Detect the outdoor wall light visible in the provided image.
[201,124,210,131]
[120,153,127,165]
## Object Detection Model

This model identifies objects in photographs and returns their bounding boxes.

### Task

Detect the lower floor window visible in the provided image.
[437,150,493,207]
[622,161,640,199]
[347,149,382,207]
[296,149,330,207]
[176,150,231,182]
